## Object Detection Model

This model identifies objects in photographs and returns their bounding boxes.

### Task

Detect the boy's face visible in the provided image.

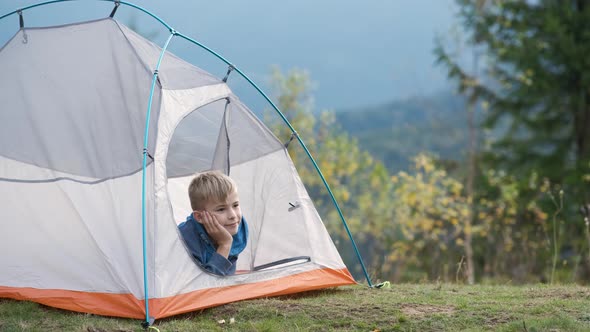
[201,190,242,235]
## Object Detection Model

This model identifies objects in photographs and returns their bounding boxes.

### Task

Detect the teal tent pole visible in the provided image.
[0,0,67,21]
[0,0,173,31]
[139,31,175,327]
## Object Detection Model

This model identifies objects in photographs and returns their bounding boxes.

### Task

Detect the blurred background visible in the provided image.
[2,0,589,285]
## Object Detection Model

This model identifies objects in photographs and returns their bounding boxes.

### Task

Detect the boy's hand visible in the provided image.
[197,211,233,258]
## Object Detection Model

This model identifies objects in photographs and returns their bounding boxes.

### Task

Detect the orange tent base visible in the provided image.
[0,267,356,319]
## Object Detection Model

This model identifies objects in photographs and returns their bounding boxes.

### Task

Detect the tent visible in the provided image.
[0,0,371,324]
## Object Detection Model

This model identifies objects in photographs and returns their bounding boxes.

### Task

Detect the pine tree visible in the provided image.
[438,0,590,193]
[437,0,590,282]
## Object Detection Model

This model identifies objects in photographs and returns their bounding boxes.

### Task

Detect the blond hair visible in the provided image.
[188,171,237,211]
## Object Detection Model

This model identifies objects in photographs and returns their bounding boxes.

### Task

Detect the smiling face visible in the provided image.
[202,190,242,235]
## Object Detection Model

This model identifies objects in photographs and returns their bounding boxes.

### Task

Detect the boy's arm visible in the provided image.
[179,218,236,276]
[204,253,236,275]
[215,242,231,258]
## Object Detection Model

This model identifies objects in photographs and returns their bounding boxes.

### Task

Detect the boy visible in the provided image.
[178,171,248,276]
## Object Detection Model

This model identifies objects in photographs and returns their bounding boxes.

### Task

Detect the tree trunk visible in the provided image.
[574,0,590,166]
[575,91,590,163]
[463,51,479,285]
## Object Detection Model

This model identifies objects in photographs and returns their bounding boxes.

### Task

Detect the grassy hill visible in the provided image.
[335,91,469,173]
[1,284,589,331]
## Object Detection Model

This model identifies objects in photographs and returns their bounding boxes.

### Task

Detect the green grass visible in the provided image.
[1,284,590,331]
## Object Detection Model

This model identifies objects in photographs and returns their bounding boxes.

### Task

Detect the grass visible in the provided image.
[1,283,590,331]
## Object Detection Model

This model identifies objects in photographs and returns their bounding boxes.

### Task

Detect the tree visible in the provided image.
[389,154,470,282]
[435,1,489,285]
[442,0,590,192]
[437,0,590,282]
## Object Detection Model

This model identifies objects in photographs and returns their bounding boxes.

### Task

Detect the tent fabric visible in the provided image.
[0,17,355,319]
[0,20,161,179]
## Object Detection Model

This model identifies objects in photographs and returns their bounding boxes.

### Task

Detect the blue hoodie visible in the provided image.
[178,214,248,276]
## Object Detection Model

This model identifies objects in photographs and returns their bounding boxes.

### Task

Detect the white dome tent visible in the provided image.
[0,0,371,325]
